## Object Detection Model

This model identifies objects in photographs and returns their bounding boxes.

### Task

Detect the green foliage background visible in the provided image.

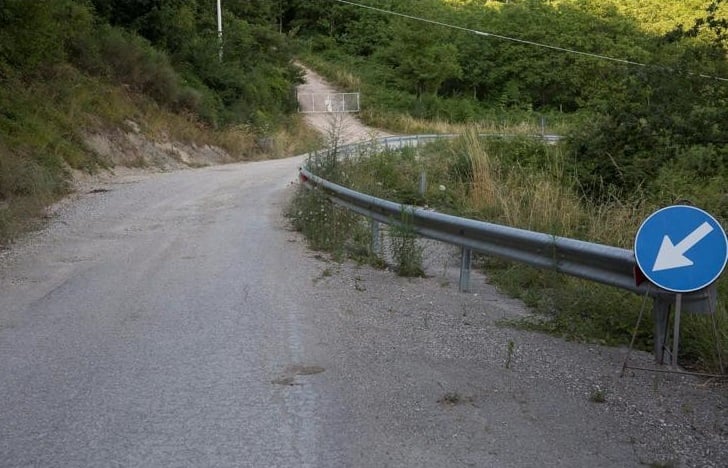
[284,0,728,207]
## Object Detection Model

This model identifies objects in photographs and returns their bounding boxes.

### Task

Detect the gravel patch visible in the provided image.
[300,238,728,467]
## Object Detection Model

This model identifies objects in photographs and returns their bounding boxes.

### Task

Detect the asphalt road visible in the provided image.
[0,157,337,466]
[1,155,726,467]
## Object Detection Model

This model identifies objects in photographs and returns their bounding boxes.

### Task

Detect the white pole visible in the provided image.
[217,0,223,61]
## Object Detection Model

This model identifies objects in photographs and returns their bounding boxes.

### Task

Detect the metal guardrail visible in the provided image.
[314,134,561,158]
[299,135,716,363]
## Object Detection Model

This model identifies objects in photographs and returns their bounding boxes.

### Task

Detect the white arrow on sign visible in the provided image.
[652,221,714,272]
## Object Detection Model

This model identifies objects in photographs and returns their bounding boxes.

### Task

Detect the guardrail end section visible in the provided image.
[370,220,381,256]
[459,247,472,293]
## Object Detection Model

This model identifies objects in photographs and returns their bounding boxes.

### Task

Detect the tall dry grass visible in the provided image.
[361,110,548,136]
[456,129,657,243]
[140,103,320,160]
[332,69,361,92]
[460,130,583,235]
[586,199,652,248]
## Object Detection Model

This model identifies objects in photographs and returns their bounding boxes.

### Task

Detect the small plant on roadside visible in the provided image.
[346,219,384,268]
[505,339,515,369]
[312,267,335,285]
[647,460,677,468]
[589,388,606,403]
[389,208,425,277]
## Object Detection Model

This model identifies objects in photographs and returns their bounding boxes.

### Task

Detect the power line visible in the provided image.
[334,0,728,83]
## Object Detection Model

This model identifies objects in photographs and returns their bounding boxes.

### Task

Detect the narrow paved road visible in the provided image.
[1,69,726,468]
[0,155,633,468]
[0,158,336,466]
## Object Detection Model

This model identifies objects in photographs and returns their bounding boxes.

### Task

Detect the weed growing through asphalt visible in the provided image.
[439,392,462,405]
[438,392,474,407]
[589,388,606,403]
[647,461,677,468]
[505,340,515,369]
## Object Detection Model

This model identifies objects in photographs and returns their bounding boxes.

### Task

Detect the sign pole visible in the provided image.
[653,297,670,364]
[672,293,682,368]
[217,0,223,62]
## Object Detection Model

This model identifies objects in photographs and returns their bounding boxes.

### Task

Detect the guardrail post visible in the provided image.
[653,297,671,364]
[459,247,472,292]
[370,220,381,256]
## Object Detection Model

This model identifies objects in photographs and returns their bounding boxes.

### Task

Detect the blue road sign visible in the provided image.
[634,205,728,293]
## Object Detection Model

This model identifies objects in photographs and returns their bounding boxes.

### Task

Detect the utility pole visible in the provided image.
[217,0,223,61]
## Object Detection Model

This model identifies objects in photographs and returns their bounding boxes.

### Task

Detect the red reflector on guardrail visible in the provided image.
[634,265,647,287]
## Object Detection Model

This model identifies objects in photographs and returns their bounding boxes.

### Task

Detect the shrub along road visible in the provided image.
[0,70,726,467]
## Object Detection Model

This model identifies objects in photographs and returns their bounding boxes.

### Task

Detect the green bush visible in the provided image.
[287,186,365,259]
[95,27,181,106]
[389,209,425,278]
[0,0,91,74]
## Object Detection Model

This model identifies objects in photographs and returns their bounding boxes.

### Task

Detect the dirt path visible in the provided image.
[297,64,392,145]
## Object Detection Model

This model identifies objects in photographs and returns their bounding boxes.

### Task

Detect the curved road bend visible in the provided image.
[0,154,665,467]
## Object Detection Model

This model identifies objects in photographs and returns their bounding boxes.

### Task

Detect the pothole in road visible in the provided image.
[271,364,325,386]
[438,391,476,407]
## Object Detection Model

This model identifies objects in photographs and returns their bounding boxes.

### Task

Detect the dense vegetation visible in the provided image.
[4,0,725,234]
[285,0,728,209]
[0,0,307,242]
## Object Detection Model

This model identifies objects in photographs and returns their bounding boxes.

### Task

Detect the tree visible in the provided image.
[377,18,461,97]
[0,0,94,75]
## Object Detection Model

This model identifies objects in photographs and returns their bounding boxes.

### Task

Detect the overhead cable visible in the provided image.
[333,0,728,82]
